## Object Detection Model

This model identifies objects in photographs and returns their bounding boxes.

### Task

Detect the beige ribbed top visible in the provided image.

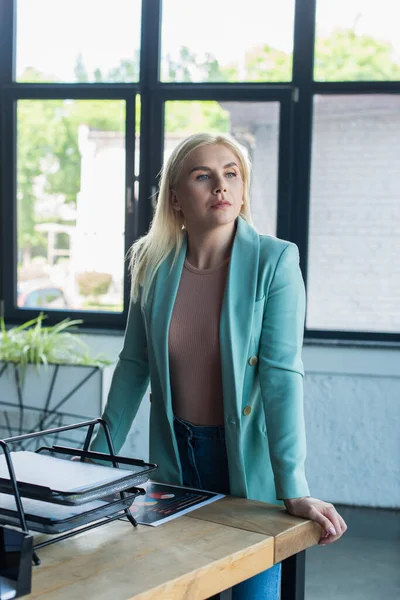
[168,256,230,426]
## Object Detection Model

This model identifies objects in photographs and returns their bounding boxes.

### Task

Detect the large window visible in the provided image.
[1,0,399,342]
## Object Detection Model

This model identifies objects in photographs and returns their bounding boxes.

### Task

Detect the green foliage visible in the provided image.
[164,46,200,82]
[163,47,239,82]
[17,97,125,261]
[68,99,125,133]
[74,51,140,83]
[107,55,140,82]
[74,53,89,82]
[17,99,64,249]
[44,105,82,206]
[0,314,111,382]
[76,272,112,297]
[165,101,230,134]
[315,28,400,81]
[244,44,291,82]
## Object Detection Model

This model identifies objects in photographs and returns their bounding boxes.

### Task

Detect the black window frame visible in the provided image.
[0,0,399,343]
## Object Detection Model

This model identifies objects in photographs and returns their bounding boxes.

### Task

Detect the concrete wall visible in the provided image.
[302,345,399,509]
[81,333,400,509]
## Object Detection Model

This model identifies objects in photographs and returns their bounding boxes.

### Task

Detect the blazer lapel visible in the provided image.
[220,217,260,423]
[147,236,187,422]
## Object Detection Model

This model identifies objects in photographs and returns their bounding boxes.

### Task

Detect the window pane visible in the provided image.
[164,101,279,235]
[315,0,400,81]
[16,0,141,82]
[307,95,400,333]
[17,100,126,313]
[161,0,294,82]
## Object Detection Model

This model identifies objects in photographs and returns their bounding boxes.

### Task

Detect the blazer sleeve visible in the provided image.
[90,295,150,455]
[259,242,310,500]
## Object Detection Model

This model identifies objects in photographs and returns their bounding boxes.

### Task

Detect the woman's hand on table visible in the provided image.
[283,496,347,546]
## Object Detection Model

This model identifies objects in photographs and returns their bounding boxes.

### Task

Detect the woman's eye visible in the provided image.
[226,172,237,178]
[196,174,209,181]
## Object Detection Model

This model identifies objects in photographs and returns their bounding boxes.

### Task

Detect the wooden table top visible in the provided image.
[187,496,321,564]
[27,496,320,600]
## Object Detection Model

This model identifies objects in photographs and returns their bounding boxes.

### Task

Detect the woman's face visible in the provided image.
[171,143,244,233]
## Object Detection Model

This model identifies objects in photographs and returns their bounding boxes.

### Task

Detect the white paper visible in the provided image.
[0,493,107,521]
[0,452,139,494]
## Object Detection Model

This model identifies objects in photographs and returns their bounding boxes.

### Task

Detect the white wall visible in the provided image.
[302,345,399,509]
[82,333,400,509]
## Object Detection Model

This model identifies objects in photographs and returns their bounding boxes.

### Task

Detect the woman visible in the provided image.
[91,133,347,599]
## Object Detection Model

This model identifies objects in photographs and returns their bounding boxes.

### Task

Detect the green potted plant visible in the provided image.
[0,314,111,449]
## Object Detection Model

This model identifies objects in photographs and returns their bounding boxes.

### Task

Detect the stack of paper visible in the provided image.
[0,452,138,495]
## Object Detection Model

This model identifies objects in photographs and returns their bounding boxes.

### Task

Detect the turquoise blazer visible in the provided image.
[91,216,310,505]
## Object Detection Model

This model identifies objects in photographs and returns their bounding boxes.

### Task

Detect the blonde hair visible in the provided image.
[129,132,253,304]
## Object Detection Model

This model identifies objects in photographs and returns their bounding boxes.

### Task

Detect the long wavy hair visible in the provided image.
[129,132,253,304]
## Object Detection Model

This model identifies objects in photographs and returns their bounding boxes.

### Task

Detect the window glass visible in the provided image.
[315,0,400,81]
[17,99,126,313]
[161,0,295,82]
[307,95,400,332]
[16,0,142,82]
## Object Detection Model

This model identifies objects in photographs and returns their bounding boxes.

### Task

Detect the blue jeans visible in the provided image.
[173,415,282,600]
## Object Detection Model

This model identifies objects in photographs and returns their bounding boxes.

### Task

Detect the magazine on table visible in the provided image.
[130,481,225,526]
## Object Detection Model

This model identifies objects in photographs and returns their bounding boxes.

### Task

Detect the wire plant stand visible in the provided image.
[0,363,104,451]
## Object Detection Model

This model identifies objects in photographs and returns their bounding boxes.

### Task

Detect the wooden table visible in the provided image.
[26,496,321,600]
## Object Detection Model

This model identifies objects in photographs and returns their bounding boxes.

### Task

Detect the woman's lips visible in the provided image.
[211,201,231,209]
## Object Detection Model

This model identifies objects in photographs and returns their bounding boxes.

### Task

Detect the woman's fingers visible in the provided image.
[284,497,347,547]
[309,505,337,536]
[325,506,342,536]
[306,504,345,545]
[318,507,347,545]
[326,507,347,536]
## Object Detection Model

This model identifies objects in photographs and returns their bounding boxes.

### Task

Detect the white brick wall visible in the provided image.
[307,95,400,332]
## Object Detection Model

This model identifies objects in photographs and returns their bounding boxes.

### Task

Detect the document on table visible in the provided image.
[129,481,224,526]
